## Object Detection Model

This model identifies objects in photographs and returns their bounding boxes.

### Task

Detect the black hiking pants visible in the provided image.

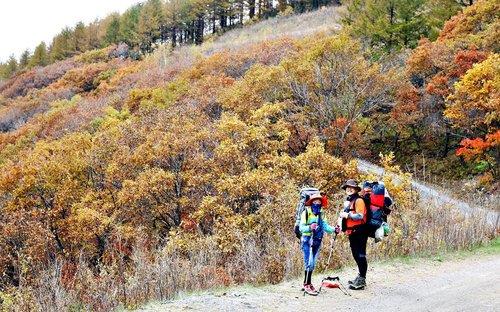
[349,228,368,278]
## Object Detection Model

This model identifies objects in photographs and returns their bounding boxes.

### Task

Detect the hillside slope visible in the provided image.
[138,158,499,311]
[0,5,343,149]
[0,2,498,311]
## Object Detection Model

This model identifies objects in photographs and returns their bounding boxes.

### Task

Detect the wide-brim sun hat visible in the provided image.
[306,193,323,206]
[341,179,361,192]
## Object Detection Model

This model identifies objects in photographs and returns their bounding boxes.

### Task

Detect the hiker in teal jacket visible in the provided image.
[300,193,335,296]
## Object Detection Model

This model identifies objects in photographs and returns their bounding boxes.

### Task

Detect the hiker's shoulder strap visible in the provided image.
[348,197,357,211]
[300,208,310,225]
[305,207,311,224]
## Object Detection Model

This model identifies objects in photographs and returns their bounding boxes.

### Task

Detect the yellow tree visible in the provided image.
[281,33,400,155]
[0,133,93,283]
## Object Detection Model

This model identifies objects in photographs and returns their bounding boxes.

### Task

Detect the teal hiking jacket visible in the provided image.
[299,207,334,238]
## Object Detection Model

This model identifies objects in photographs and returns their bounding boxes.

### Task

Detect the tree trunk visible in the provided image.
[393,131,400,151]
[388,2,396,49]
[441,130,451,158]
[171,27,177,48]
[212,12,217,33]
[312,0,320,10]
[239,1,244,25]
[195,15,204,45]
[220,12,227,30]
[249,0,256,19]
[191,20,196,43]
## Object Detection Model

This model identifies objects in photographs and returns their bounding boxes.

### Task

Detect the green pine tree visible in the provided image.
[50,28,76,62]
[120,5,142,47]
[19,50,31,69]
[343,0,430,52]
[29,42,49,68]
[105,14,121,45]
[74,21,89,52]
[3,55,19,78]
[86,20,102,49]
[138,0,166,52]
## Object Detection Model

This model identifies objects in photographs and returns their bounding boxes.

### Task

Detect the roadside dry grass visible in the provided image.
[138,237,500,312]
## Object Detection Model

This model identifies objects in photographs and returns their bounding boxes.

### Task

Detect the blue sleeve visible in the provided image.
[321,218,334,234]
[349,212,364,221]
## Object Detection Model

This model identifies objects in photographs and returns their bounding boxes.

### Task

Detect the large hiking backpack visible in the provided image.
[294,187,321,239]
[366,182,393,234]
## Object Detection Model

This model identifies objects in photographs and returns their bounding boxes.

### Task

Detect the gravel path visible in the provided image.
[139,252,500,312]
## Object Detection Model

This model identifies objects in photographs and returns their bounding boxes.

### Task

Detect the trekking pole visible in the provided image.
[325,216,342,268]
[325,232,337,268]
[304,230,314,294]
[337,279,351,296]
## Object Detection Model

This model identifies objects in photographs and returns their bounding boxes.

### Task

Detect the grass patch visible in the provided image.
[377,236,500,267]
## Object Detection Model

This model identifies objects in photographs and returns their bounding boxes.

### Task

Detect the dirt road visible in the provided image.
[356,159,499,226]
[139,251,500,312]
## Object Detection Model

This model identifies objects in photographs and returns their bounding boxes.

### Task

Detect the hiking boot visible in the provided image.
[303,284,319,296]
[349,276,366,290]
[348,275,361,285]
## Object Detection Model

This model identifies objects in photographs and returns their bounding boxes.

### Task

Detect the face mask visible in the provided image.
[311,203,322,215]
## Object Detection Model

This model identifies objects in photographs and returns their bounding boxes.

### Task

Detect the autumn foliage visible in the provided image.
[375,0,499,179]
[0,1,498,310]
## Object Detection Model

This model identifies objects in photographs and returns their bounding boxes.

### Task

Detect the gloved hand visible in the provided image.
[339,212,349,219]
[310,223,318,231]
[334,225,341,234]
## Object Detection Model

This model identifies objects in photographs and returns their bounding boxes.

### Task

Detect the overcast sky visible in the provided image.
[0,0,142,63]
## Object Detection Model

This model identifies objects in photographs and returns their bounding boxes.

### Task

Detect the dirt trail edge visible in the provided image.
[138,252,499,312]
[356,159,499,226]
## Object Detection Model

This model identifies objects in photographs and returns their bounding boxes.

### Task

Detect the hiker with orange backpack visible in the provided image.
[361,181,393,242]
[299,193,336,296]
[339,179,369,290]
